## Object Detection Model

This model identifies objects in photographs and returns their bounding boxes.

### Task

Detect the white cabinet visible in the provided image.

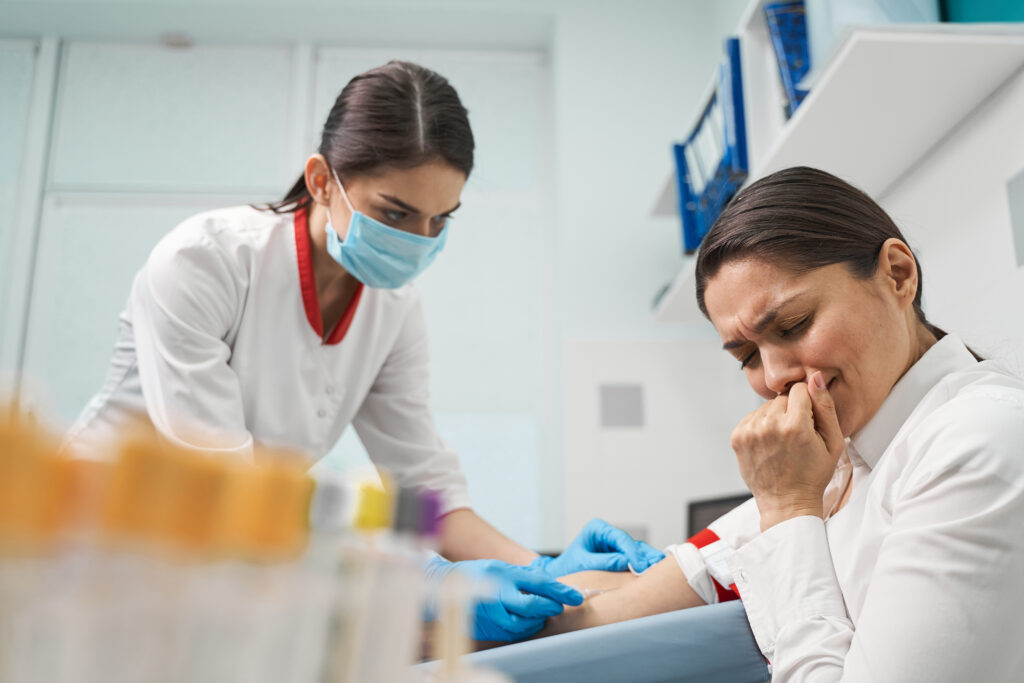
[50,43,295,193]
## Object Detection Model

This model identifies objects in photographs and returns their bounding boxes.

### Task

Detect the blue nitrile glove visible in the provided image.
[530,518,666,577]
[424,556,583,642]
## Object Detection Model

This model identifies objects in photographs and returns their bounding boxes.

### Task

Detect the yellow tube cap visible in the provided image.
[352,482,392,532]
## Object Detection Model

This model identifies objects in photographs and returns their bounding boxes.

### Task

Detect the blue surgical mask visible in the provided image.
[324,169,448,289]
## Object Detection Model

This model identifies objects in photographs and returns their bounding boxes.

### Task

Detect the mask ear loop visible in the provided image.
[330,167,356,214]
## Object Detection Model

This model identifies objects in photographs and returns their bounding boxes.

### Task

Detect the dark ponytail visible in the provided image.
[263,60,474,213]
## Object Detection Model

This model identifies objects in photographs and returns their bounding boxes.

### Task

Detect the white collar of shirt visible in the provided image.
[847,333,977,470]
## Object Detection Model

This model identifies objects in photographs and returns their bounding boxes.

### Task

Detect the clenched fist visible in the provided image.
[730,371,846,531]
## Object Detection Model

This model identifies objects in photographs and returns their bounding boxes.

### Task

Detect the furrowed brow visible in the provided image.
[721,294,805,350]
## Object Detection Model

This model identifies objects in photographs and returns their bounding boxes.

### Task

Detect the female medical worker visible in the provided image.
[540,167,1024,681]
[64,60,662,642]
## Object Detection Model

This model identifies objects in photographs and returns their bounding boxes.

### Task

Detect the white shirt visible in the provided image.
[64,205,470,513]
[668,334,1024,682]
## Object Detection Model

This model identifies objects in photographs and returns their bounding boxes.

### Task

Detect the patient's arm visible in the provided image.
[556,569,638,592]
[540,557,705,638]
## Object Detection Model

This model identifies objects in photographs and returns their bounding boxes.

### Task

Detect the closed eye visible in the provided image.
[779,316,811,338]
[739,349,758,370]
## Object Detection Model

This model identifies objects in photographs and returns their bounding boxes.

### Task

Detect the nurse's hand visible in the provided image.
[425,557,583,642]
[730,372,845,532]
[530,519,665,577]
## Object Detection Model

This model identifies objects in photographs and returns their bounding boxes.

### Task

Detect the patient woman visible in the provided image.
[549,166,1024,681]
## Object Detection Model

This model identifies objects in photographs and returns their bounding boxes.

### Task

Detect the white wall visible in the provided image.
[564,339,757,550]
[880,65,1024,373]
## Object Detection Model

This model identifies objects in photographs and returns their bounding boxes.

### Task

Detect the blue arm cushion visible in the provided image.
[422,600,770,683]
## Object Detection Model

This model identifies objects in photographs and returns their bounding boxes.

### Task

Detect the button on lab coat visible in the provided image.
[65,205,470,513]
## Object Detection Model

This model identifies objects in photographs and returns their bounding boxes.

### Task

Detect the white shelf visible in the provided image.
[652,255,700,324]
[752,25,1024,197]
[652,23,1024,322]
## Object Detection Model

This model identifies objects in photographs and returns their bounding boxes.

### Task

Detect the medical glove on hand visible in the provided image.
[424,556,583,642]
[530,518,666,577]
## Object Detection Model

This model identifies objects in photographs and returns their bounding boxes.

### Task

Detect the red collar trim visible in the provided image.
[293,206,364,346]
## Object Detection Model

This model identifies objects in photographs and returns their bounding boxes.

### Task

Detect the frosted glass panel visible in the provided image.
[0,41,34,185]
[313,48,544,193]
[416,199,543,412]
[0,40,37,356]
[20,197,252,422]
[51,43,294,193]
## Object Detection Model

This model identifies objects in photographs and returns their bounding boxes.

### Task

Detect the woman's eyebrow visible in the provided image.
[721,293,807,350]
[378,194,462,216]
[378,194,421,214]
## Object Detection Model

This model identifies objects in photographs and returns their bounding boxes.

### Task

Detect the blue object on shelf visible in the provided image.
[674,37,748,254]
[765,1,811,117]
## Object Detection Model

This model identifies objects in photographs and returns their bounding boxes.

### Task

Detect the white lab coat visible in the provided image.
[669,334,1024,681]
[65,205,470,513]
